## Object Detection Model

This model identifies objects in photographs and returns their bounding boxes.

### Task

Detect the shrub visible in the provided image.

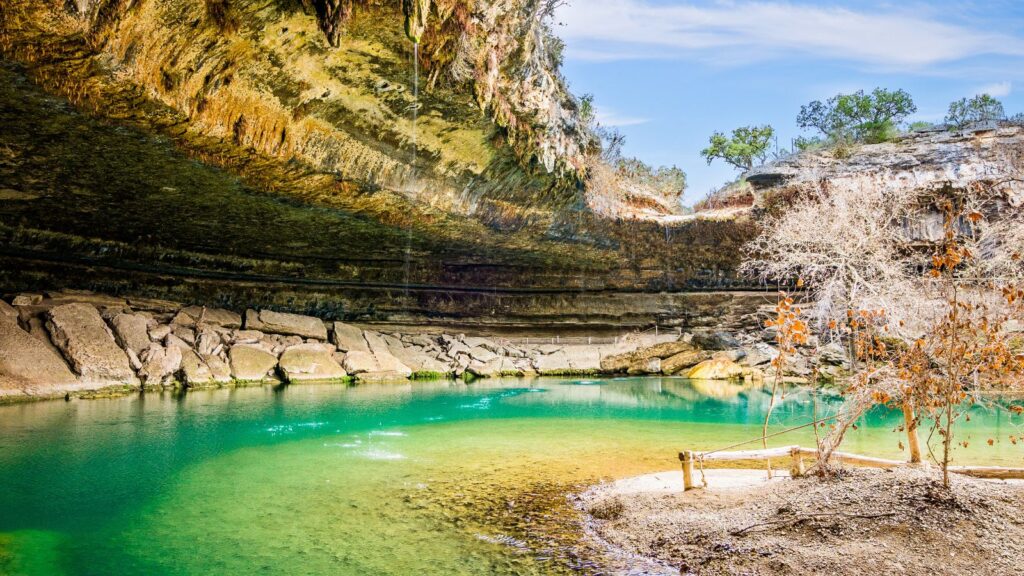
[945,94,1005,129]
[797,88,916,144]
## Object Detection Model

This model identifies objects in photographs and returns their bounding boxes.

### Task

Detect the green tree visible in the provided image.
[700,125,775,172]
[797,88,916,144]
[945,94,1006,129]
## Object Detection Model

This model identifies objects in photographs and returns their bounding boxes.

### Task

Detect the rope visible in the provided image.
[694,414,840,487]
[698,414,839,458]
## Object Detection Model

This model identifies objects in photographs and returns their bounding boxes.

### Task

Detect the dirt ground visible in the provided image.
[578,467,1024,575]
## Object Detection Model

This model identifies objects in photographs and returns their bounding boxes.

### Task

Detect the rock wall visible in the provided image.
[0,289,800,403]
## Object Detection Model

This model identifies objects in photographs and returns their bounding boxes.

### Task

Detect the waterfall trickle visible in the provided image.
[403,42,419,297]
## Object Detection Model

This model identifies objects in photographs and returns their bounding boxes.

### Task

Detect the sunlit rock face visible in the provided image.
[0,0,758,326]
[745,126,1024,205]
[705,125,1024,249]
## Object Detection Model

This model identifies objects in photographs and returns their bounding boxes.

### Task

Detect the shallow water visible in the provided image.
[1,377,1022,575]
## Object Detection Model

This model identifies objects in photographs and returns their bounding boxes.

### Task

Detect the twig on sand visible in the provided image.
[730,512,897,536]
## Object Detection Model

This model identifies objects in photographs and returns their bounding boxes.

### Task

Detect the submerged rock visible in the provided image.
[245,310,328,341]
[278,343,347,382]
[46,303,138,385]
[687,358,745,380]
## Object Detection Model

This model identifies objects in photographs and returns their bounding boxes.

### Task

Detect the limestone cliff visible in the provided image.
[0,0,754,326]
[708,125,1024,215]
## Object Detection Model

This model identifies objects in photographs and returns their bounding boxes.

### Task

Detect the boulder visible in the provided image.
[712,349,747,362]
[463,337,501,352]
[278,344,347,382]
[783,354,813,377]
[203,354,233,383]
[195,327,223,356]
[601,341,694,373]
[687,358,745,380]
[0,299,18,321]
[245,310,327,341]
[149,324,172,341]
[138,344,182,385]
[0,318,79,397]
[171,325,196,345]
[12,293,43,306]
[564,345,602,372]
[643,341,698,358]
[331,322,369,353]
[661,350,711,375]
[740,343,778,367]
[180,350,214,386]
[819,342,848,367]
[445,340,471,357]
[467,357,504,378]
[533,350,572,374]
[164,333,192,351]
[467,346,499,363]
[111,313,152,357]
[363,332,412,378]
[25,316,63,358]
[229,344,278,381]
[342,350,379,375]
[46,303,138,385]
[691,331,740,351]
[627,356,661,375]
[408,335,435,348]
[387,344,450,376]
[177,305,242,329]
[126,348,143,371]
[231,329,264,344]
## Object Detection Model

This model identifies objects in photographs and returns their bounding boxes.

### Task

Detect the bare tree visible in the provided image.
[742,181,1024,479]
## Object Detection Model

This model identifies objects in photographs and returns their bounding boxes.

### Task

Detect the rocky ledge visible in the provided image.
[0,289,840,403]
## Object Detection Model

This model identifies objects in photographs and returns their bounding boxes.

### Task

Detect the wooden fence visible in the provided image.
[678,446,1024,490]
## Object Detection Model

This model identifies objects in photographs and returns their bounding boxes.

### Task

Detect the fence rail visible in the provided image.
[678,446,1024,490]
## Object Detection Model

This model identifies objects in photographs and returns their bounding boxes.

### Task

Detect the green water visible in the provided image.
[1,377,1022,575]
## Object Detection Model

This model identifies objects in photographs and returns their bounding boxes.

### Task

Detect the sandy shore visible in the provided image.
[579,466,1024,575]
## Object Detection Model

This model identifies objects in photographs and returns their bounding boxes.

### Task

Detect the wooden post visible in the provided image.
[681,450,695,491]
[790,446,805,477]
[903,402,922,464]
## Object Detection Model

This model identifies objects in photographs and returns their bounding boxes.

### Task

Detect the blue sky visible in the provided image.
[553,0,1024,204]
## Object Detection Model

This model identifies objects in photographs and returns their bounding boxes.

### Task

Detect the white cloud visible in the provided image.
[555,0,1024,70]
[594,105,650,127]
[975,81,1012,97]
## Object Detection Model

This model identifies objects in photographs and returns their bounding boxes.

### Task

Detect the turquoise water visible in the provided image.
[1,377,1022,575]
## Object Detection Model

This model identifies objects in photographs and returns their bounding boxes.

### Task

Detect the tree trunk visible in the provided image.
[902,402,921,464]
